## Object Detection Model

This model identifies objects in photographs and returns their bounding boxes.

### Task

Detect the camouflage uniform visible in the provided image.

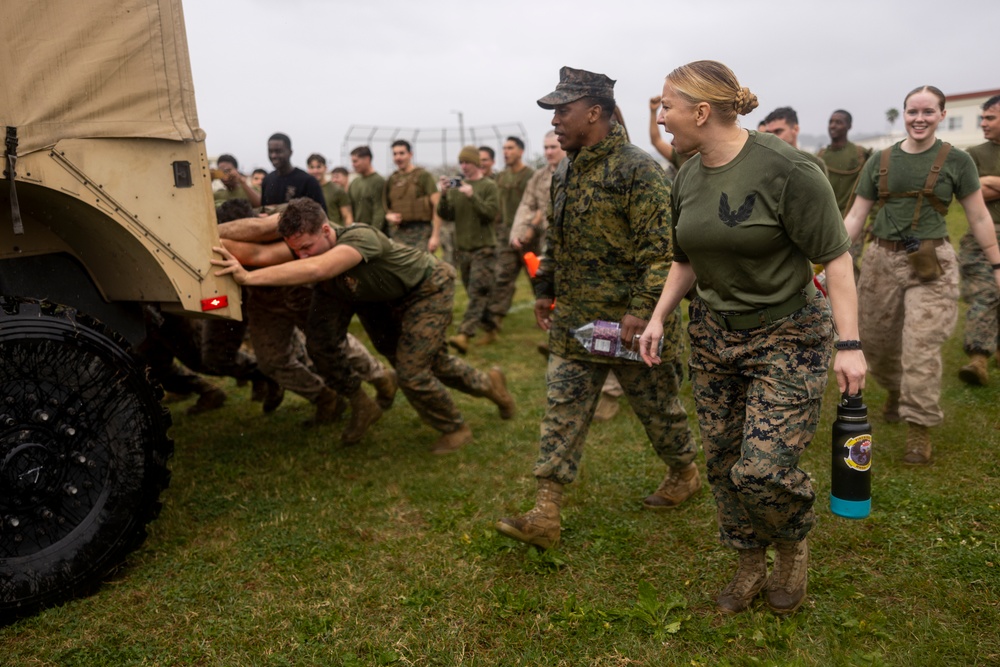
[671,131,849,550]
[307,238,494,435]
[455,247,498,337]
[688,293,831,548]
[859,242,959,425]
[248,286,386,402]
[533,122,696,484]
[487,165,534,324]
[959,141,1000,356]
[437,177,500,338]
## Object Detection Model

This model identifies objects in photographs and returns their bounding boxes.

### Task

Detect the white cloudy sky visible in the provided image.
[183,0,995,174]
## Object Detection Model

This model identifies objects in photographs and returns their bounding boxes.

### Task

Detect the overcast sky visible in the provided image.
[184,0,996,175]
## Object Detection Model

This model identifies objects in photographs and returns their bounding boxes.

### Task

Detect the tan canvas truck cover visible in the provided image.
[0,0,240,319]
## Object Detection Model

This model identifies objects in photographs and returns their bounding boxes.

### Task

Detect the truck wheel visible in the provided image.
[0,298,172,623]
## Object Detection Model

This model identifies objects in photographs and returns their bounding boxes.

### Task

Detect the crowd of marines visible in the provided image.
[147,64,1000,616]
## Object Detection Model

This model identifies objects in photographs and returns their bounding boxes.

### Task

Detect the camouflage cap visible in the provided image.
[537,66,616,109]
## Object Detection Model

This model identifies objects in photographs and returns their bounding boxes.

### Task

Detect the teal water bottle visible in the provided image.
[830,392,872,519]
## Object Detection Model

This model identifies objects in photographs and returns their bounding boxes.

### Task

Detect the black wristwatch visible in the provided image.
[992,263,1000,271]
[834,339,863,351]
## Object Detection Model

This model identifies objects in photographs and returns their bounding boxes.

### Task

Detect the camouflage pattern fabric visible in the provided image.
[536,123,679,363]
[455,246,498,337]
[308,262,491,433]
[249,285,387,402]
[439,220,456,266]
[959,230,1000,355]
[687,294,832,549]
[200,316,255,380]
[487,245,529,324]
[533,353,695,485]
[248,285,330,402]
[391,221,433,252]
[858,243,959,427]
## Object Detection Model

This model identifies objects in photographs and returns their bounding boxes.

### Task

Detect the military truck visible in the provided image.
[0,0,241,622]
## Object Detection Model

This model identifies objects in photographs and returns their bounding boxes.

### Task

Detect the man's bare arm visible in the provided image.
[217,213,281,242]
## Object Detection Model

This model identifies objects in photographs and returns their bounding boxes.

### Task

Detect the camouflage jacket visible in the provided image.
[537,123,680,363]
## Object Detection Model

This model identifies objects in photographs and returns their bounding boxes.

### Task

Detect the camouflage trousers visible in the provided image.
[859,242,958,427]
[308,262,493,434]
[688,294,832,550]
[248,285,386,402]
[455,247,498,337]
[959,230,1000,355]
[487,242,534,324]
[390,221,432,252]
[439,220,456,266]
[533,354,696,486]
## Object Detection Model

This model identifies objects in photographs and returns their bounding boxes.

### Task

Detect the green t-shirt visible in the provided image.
[819,141,872,215]
[321,181,351,224]
[672,131,849,313]
[214,186,249,204]
[496,165,534,228]
[317,224,436,302]
[967,141,1000,225]
[436,178,499,251]
[348,172,388,232]
[855,140,981,240]
[799,149,829,177]
[384,168,438,222]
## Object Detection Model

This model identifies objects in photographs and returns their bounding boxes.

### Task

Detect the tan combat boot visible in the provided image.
[767,539,809,614]
[642,462,702,509]
[485,367,516,420]
[476,329,498,346]
[902,423,932,465]
[958,353,990,386]
[372,368,398,410]
[430,423,474,454]
[341,389,383,445]
[882,391,901,423]
[448,333,470,355]
[717,547,768,614]
[495,479,563,549]
[303,387,347,427]
[592,393,620,422]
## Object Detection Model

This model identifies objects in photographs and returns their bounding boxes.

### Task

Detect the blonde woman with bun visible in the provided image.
[639,60,866,615]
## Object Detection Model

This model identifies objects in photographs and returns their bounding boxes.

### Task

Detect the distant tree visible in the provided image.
[886,108,900,133]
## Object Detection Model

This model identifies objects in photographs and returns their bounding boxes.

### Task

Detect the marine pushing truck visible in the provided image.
[0,0,241,621]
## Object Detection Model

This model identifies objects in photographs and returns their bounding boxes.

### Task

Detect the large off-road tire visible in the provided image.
[0,298,172,623]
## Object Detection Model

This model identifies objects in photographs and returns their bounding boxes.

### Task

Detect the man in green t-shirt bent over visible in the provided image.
[212,197,516,453]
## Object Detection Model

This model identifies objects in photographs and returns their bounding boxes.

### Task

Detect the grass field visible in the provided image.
[2,210,999,666]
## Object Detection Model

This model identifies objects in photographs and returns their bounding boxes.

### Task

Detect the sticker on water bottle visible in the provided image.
[843,434,872,471]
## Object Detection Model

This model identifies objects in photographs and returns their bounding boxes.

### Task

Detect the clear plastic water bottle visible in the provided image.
[571,320,660,363]
[830,392,872,519]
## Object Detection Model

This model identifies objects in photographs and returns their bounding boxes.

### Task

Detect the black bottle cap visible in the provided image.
[838,392,868,420]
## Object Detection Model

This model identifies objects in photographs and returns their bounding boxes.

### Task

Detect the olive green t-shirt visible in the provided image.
[855,140,981,240]
[819,141,872,215]
[214,185,249,204]
[436,178,499,251]
[496,166,534,227]
[967,141,1000,225]
[321,181,351,224]
[317,224,436,302]
[672,131,849,313]
[348,172,388,232]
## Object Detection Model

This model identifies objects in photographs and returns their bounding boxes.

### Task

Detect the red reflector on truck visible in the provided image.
[200,295,229,311]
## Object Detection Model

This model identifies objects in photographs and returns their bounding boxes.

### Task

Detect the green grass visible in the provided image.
[3,208,999,665]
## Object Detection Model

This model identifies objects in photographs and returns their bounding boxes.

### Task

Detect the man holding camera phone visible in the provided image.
[437,146,500,354]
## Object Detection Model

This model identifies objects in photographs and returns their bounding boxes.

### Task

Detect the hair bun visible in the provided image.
[733,87,759,115]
